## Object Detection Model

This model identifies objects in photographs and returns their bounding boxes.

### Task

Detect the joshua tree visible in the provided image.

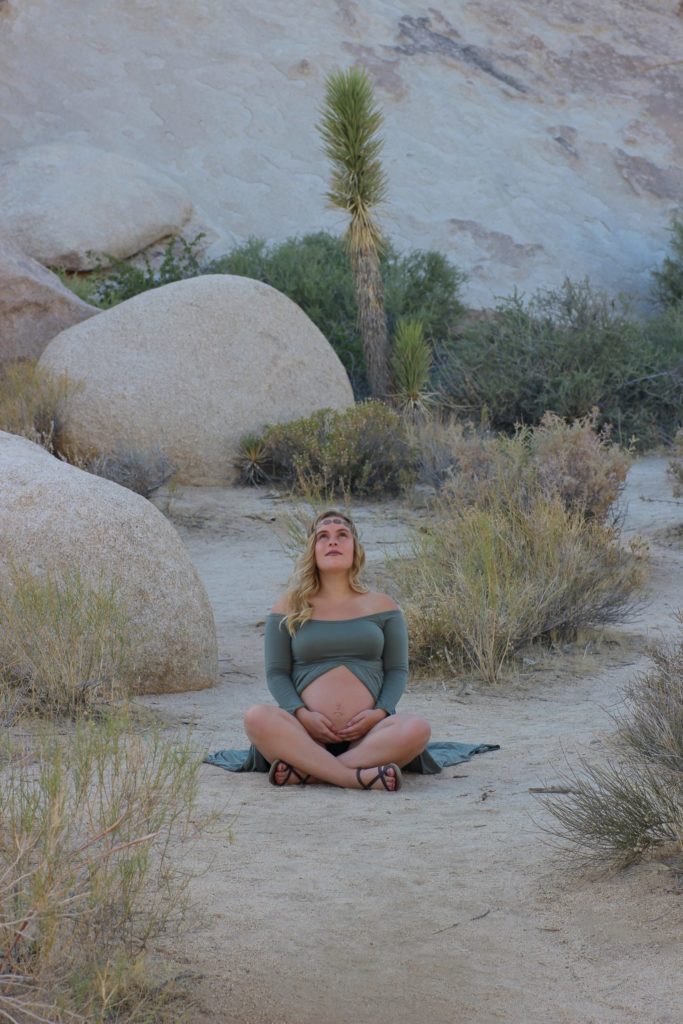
[318,67,390,397]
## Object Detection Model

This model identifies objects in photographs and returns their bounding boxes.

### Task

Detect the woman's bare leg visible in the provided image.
[243,705,400,790]
[337,714,431,769]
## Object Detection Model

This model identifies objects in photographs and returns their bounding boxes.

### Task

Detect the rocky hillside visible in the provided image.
[1,0,682,306]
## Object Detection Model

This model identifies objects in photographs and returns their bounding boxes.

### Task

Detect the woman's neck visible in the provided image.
[315,574,355,603]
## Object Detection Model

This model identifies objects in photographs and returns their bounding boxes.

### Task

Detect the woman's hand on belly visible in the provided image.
[294,707,340,744]
[336,707,388,742]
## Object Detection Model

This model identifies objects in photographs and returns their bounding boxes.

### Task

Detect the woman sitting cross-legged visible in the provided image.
[243,509,431,792]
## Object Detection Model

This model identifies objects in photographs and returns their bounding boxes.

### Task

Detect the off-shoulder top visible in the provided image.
[264,610,409,717]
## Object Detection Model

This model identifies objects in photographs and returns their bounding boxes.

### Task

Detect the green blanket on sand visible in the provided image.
[204,740,500,775]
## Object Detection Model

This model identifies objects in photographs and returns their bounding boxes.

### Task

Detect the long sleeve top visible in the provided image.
[264,609,409,716]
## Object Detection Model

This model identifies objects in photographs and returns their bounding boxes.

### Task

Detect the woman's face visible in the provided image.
[314,517,355,574]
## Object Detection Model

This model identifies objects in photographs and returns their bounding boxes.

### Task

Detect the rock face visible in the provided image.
[1,1,682,306]
[39,274,354,485]
[0,142,193,270]
[0,431,218,694]
[0,237,99,363]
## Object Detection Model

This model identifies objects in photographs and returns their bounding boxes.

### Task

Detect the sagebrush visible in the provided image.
[396,488,644,683]
[236,402,418,497]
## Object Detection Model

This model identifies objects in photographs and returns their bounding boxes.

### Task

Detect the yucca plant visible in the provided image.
[391,317,435,417]
[318,67,390,397]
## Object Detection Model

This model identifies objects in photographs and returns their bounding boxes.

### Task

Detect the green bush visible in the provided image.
[652,218,683,308]
[236,401,417,497]
[438,279,683,447]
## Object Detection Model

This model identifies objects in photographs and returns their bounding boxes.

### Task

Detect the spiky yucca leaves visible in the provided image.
[318,67,390,396]
[391,317,434,417]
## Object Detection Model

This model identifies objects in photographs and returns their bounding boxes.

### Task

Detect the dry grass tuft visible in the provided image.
[542,618,683,867]
[0,564,134,721]
[0,361,81,454]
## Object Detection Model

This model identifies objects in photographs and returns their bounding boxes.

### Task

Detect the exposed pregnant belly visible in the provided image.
[302,666,374,731]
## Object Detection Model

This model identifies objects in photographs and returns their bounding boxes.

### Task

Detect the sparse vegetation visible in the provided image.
[0,564,134,721]
[236,401,417,497]
[0,711,201,1022]
[0,361,81,454]
[542,620,683,867]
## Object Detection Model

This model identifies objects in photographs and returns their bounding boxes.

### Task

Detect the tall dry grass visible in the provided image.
[398,488,644,683]
[0,713,201,1023]
[0,361,80,454]
[0,564,135,721]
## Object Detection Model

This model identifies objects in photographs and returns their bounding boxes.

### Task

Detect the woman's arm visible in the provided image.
[264,615,306,715]
[375,611,409,716]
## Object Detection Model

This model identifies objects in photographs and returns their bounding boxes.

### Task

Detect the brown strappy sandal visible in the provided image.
[268,759,310,787]
[355,763,403,792]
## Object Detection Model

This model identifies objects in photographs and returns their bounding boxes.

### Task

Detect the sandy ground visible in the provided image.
[144,457,683,1024]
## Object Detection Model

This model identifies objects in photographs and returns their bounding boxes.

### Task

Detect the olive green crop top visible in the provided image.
[264,610,409,716]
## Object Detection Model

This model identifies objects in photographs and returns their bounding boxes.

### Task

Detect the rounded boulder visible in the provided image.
[39,274,355,485]
[0,142,193,270]
[0,431,218,694]
[0,236,98,363]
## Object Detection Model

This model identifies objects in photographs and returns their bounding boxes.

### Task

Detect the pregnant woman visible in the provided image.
[243,510,431,792]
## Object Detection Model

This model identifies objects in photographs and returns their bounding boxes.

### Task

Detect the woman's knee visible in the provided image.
[243,703,280,737]
[406,715,431,747]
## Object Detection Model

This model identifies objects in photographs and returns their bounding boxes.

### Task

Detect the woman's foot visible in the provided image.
[356,764,403,792]
[268,759,311,786]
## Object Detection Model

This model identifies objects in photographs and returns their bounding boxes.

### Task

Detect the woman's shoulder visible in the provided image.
[270,595,288,615]
[362,591,401,615]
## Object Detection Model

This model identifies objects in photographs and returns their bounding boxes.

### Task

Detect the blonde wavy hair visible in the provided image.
[281,509,367,635]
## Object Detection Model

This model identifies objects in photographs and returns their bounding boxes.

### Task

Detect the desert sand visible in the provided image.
[144,456,683,1024]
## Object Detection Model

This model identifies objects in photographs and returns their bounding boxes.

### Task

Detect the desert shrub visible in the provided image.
[82,445,177,497]
[438,279,683,446]
[236,401,417,497]
[0,361,80,454]
[0,712,200,1022]
[542,621,683,867]
[652,218,683,308]
[0,564,134,719]
[409,410,630,523]
[395,488,644,683]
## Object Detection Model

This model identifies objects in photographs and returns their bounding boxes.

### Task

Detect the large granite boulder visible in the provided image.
[39,274,354,485]
[0,236,99,363]
[0,431,218,694]
[0,142,193,270]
